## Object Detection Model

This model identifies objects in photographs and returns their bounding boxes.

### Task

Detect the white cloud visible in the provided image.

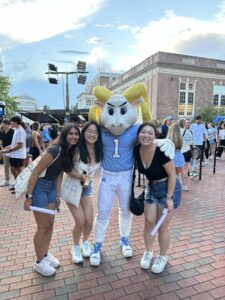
[0,0,104,43]
[85,46,109,65]
[86,37,103,44]
[137,9,225,53]
[96,23,113,28]
[116,24,141,34]
[111,4,225,71]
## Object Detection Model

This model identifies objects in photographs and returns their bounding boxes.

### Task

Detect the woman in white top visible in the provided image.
[216,123,225,159]
[66,121,103,264]
[179,119,193,191]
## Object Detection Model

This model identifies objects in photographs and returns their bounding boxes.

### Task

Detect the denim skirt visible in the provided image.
[32,178,56,208]
[145,177,181,209]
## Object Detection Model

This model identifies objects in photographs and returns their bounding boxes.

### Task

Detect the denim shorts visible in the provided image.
[145,177,181,209]
[32,178,56,208]
[81,181,93,197]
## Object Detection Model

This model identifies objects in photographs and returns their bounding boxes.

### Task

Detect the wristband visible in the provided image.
[166,194,173,199]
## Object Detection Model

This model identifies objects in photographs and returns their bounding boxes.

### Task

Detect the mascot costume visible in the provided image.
[88,83,174,266]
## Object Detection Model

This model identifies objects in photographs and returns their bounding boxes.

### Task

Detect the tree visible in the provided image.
[0,62,18,118]
[200,106,225,123]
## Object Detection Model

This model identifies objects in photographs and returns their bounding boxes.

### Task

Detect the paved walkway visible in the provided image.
[0,157,225,300]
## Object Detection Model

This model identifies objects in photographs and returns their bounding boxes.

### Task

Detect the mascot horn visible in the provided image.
[88,83,174,266]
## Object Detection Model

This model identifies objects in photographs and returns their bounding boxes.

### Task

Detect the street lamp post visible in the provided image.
[46,61,88,117]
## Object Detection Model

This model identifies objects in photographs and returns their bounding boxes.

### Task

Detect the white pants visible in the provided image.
[94,169,133,243]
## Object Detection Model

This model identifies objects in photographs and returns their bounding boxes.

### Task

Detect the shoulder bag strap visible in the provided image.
[46,146,61,168]
[182,129,186,137]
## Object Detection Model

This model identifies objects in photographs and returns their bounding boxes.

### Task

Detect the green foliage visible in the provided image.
[200,106,225,123]
[0,62,18,118]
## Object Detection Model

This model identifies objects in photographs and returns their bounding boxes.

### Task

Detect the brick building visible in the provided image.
[107,52,225,121]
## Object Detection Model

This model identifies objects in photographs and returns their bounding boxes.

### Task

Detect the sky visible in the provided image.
[1,0,225,109]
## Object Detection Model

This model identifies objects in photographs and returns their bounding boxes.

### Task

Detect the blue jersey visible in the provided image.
[101,124,139,172]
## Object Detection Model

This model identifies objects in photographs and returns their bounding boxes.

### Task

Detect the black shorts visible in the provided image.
[183,150,192,162]
[10,158,25,168]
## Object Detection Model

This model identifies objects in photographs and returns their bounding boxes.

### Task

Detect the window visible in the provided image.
[180,82,186,90]
[188,83,194,91]
[178,82,195,117]
[213,86,225,107]
[221,95,225,106]
[179,92,185,103]
[213,94,219,106]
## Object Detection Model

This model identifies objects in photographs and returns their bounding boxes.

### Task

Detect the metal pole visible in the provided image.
[65,74,70,115]
[213,142,217,174]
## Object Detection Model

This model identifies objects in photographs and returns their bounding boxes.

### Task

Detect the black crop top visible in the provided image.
[133,144,170,181]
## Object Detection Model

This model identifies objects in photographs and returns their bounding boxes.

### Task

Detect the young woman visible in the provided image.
[65,121,103,264]
[29,122,43,160]
[134,122,181,274]
[167,123,185,177]
[179,119,193,191]
[23,124,80,277]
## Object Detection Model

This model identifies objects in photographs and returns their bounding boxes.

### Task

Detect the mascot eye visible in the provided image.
[108,107,114,115]
[120,107,127,115]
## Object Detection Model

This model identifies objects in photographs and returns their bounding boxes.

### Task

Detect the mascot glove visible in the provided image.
[156,138,175,160]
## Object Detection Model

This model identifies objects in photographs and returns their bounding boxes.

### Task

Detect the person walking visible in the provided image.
[65,121,103,264]
[134,122,181,274]
[23,123,80,277]
[216,123,225,159]
[167,123,185,177]
[179,119,193,191]
[189,115,207,176]
[0,119,14,187]
[2,116,26,193]
[29,122,43,160]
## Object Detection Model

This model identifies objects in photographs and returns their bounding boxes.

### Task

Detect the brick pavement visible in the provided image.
[0,157,225,300]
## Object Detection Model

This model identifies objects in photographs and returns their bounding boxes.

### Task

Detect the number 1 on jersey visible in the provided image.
[113,138,120,158]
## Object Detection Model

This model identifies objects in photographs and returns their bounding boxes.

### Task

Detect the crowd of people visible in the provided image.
[0,114,224,277]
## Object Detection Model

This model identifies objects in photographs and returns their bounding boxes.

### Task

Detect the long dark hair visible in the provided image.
[137,122,157,137]
[80,121,103,163]
[54,123,80,172]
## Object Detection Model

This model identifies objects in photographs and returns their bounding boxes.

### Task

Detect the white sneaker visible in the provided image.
[151,255,168,273]
[140,251,153,269]
[71,245,83,264]
[120,237,133,258]
[216,157,220,160]
[90,243,102,266]
[33,257,56,277]
[182,185,189,191]
[202,159,209,166]
[81,240,91,258]
[1,180,9,187]
[45,252,60,268]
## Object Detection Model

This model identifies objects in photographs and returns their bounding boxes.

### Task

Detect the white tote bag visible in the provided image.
[61,173,83,207]
[15,147,61,199]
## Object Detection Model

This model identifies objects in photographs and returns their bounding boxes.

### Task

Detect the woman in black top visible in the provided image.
[134,122,181,274]
[24,123,80,277]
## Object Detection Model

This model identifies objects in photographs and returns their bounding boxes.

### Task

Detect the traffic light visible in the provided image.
[77,75,86,85]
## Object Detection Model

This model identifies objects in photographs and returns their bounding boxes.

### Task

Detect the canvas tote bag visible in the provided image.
[15,146,61,198]
[61,163,83,208]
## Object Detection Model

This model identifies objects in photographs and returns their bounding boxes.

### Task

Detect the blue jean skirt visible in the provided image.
[174,150,185,168]
[81,181,93,197]
[145,177,181,209]
[32,178,56,208]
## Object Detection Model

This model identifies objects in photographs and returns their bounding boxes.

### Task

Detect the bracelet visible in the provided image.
[166,194,173,199]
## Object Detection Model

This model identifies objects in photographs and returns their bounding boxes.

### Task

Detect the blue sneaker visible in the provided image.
[1,180,9,187]
[120,237,133,258]
[90,242,102,266]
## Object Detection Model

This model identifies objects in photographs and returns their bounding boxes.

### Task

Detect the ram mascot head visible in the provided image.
[88,83,152,135]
